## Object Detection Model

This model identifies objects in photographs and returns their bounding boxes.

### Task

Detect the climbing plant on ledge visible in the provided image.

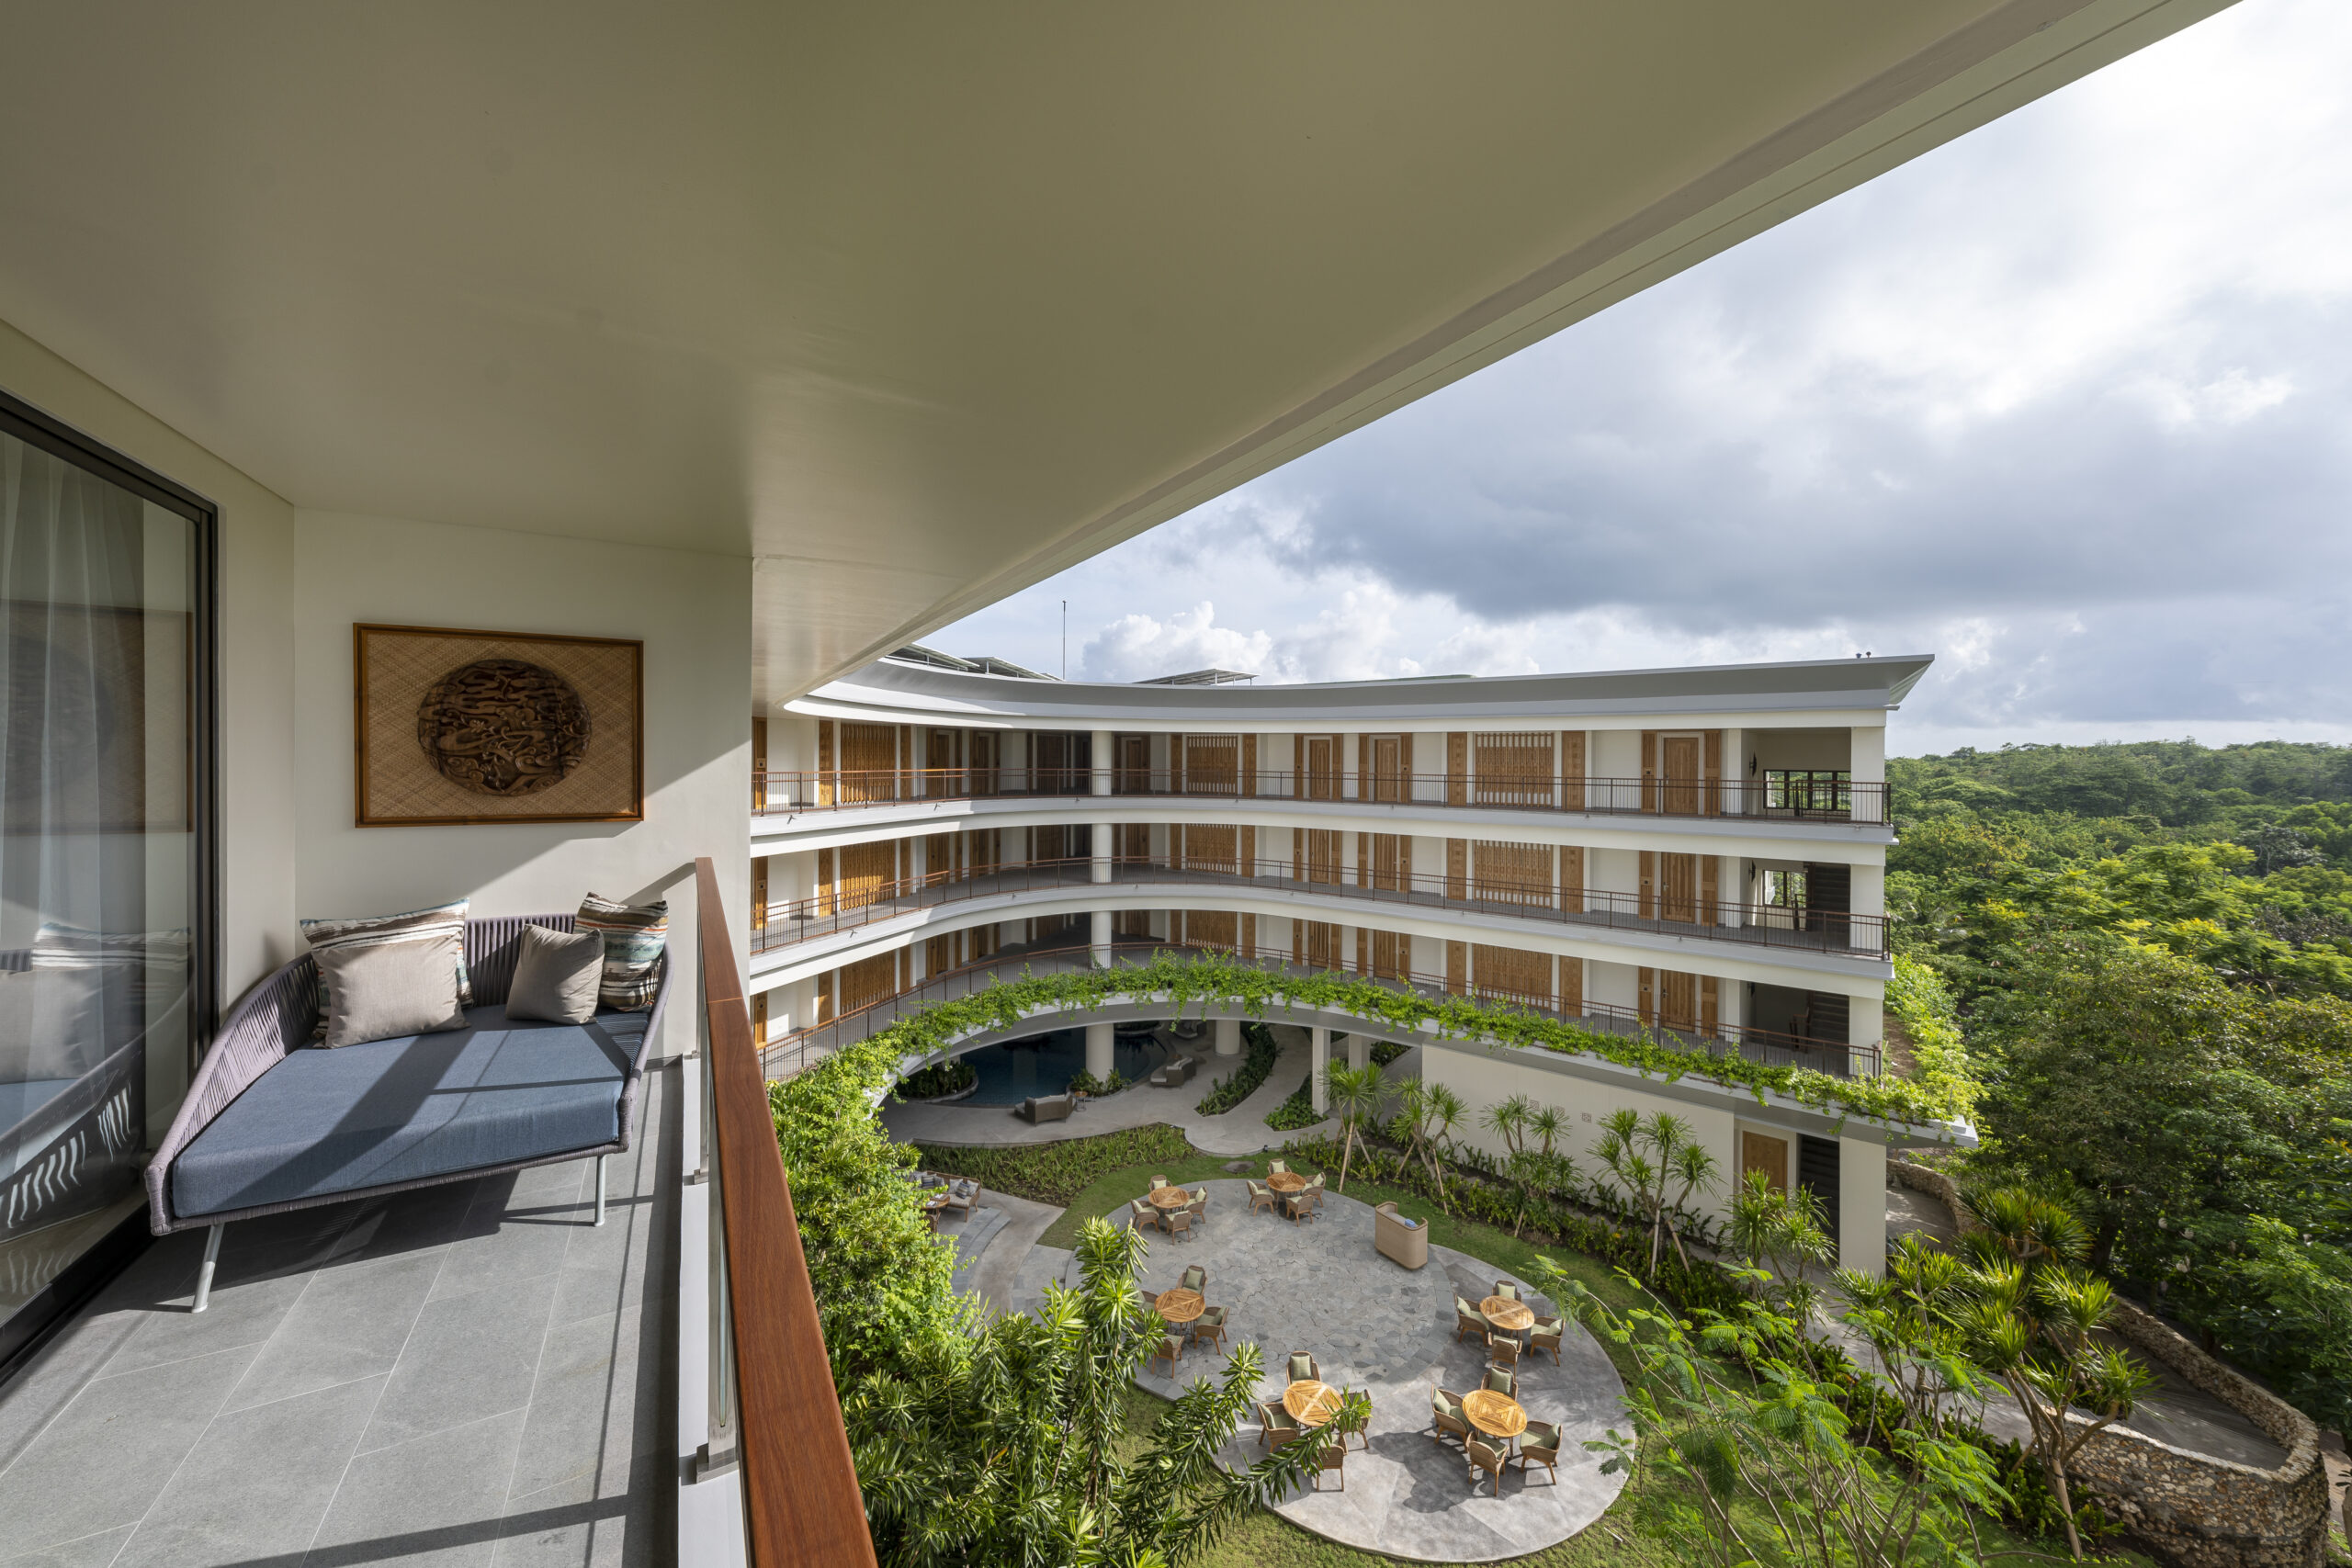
[872,951,1978,1134]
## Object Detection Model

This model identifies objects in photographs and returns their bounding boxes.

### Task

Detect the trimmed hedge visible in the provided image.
[912,1123,1195,1207]
[876,950,1972,1132]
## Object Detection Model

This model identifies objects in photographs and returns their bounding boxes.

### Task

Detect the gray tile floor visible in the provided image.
[0,1062,676,1568]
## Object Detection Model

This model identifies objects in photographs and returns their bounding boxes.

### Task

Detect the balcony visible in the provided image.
[752,766,1885,827]
[0,862,868,1568]
[761,937,1880,1082]
[752,853,1890,963]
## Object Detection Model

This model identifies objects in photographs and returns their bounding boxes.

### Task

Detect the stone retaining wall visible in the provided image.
[1889,1159,2329,1568]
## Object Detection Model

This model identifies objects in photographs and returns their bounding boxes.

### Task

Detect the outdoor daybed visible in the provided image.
[1017,1091,1074,1123]
[146,914,670,1311]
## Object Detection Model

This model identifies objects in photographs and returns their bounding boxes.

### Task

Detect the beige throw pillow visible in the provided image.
[316,931,469,1048]
[505,924,604,1025]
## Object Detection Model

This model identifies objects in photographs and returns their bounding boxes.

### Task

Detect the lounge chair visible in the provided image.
[1530,1315,1565,1365]
[1258,1399,1302,1450]
[1431,1387,1470,1448]
[146,913,670,1311]
[1149,1055,1196,1087]
[1467,1437,1508,1496]
[1310,1440,1347,1492]
[1193,1304,1228,1352]
[1482,1366,1517,1398]
[1519,1420,1562,1484]
[1248,1180,1278,1216]
[939,1178,981,1219]
[1454,1297,1486,1343]
[1178,1264,1206,1293]
[1287,1352,1319,1384]
[1147,1334,1182,1377]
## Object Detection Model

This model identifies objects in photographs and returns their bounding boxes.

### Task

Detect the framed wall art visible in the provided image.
[354,623,643,826]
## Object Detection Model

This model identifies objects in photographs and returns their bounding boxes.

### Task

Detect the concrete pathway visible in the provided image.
[882,1022,1337,1154]
[1039,1180,1628,1562]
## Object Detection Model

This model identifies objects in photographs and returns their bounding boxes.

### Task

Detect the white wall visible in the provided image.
[291,509,751,1055]
[0,314,300,1002]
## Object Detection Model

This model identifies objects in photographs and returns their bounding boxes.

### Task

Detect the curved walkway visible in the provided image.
[880,1023,1337,1154]
[1046,1180,1629,1562]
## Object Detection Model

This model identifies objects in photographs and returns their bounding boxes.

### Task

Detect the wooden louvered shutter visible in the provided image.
[1561,730,1585,810]
[752,717,767,810]
[817,847,834,915]
[1558,955,1583,1017]
[751,857,767,930]
[1640,730,1658,812]
[1357,733,1370,800]
[1704,729,1724,816]
[1402,732,1416,799]
[1446,941,1467,996]
[1446,839,1466,900]
[1701,976,1720,1038]
[1292,919,1304,964]
[818,968,834,1023]
[1356,926,1368,975]
[1560,846,1584,913]
[1356,832,1370,888]
[1638,850,1657,919]
[1292,735,1304,799]
[1170,735,1184,795]
[818,718,835,806]
[1637,965,1656,1026]
[1242,733,1257,796]
[1293,828,1304,882]
[1240,825,1256,875]
[1700,855,1719,927]
[1447,732,1467,804]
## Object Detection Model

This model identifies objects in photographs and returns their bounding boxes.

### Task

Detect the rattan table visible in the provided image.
[1266,1171,1307,1193]
[1283,1380,1341,1427]
[1462,1389,1528,1441]
[1154,1287,1205,1326]
[1148,1185,1193,1210]
[1481,1295,1534,1333]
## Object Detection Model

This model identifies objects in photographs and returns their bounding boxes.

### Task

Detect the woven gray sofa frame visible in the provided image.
[146,914,670,1312]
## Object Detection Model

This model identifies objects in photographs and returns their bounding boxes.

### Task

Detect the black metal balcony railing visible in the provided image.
[752,766,1883,826]
[759,938,1878,1081]
[752,854,1888,960]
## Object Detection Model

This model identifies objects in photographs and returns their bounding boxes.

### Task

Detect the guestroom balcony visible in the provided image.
[0,863,859,1568]
[752,766,1888,828]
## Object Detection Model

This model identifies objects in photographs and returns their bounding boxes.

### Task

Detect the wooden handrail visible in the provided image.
[696,856,876,1567]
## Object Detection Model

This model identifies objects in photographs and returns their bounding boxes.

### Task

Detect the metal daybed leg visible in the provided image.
[193,1223,224,1313]
[594,1154,607,1226]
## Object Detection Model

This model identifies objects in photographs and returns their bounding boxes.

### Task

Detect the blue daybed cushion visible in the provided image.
[171,1003,646,1218]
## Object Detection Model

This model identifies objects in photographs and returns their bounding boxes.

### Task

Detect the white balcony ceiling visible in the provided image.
[0,2,2227,702]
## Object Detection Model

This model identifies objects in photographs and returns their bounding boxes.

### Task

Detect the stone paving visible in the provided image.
[1046,1179,1629,1562]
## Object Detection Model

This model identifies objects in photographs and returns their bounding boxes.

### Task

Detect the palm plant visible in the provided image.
[1323,1060,1385,1192]
[1592,1109,1720,1274]
[1838,1233,1976,1443]
[1726,1168,1836,1314]
[1419,1082,1467,1211]
[846,1218,1314,1565]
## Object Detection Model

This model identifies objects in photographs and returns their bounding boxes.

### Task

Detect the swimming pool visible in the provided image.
[956,1028,1170,1104]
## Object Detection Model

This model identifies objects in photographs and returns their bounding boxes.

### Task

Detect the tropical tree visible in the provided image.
[1322,1060,1385,1192]
[847,1218,1315,1566]
[1725,1168,1835,1314]
[1419,1082,1467,1210]
[1591,1109,1721,1273]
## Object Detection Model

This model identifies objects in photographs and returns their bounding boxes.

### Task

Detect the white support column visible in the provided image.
[1086,1021,1114,1081]
[1091,728,1114,964]
[1850,722,1887,825]
[1310,1027,1329,1114]
[1838,1135,1887,1275]
[1214,1017,1240,1056]
[1721,726,1745,815]
[1347,1033,1369,1072]
[1091,909,1113,967]
[1849,986,1886,1076]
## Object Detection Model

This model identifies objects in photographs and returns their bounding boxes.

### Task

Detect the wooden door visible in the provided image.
[1302,735,1340,800]
[1661,735,1702,815]
[1701,975,1720,1038]
[1116,733,1150,793]
[1474,840,1553,907]
[1474,943,1552,1008]
[752,716,767,809]
[925,933,956,976]
[1183,734,1239,795]
[1637,964,1655,1024]
[1371,929,1408,981]
[1369,832,1406,892]
[1118,823,1148,863]
[1368,735,1408,803]
[1741,1131,1790,1193]
[1185,910,1237,950]
[835,840,894,913]
[922,831,960,886]
[1304,919,1339,969]
[1659,969,1698,1032]
[837,952,898,1015]
[751,856,767,930]
[968,729,1001,795]
[841,721,898,803]
[1658,852,1699,923]
[1558,955,1584,1017]
[1446,940,1467,995]
[1302,829,1341,885]
[1560,845,1584,914]
[1638,851,1656,919]
[968,828,1002,875]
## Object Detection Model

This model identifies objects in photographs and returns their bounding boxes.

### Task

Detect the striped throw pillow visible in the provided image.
[300,898,472,1041]
[576,894,667,1011]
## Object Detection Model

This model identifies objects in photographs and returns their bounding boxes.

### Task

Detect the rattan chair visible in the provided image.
[1454,1297,1487,1343]
[1431,1387,1470,1448]
[1193,1304,1228,1352]
[1518,1420,1562,1484]
[1248,1180,1278,1216]
[1166,1207,1194,1243]
[1178,1264,1206,1293]
[1488,1332,1521,1369]
[1149,1174,1169,1190]
[1286,1352,1319,1385]
[1311,1440,1348,1492]
[1258,1399,1302,1450]
[1467,1436,1508,1496]
[1187,1186,1208,1217]
[1129,1198,1163,1233]
[1147,1334,1183,1377]
[1302,1172,1326,1210]
[1482,1365,1518,1398]
[1530,1315,1565,1365]
[1267,1158,1288,1177]
[1493,1280,1519,1302]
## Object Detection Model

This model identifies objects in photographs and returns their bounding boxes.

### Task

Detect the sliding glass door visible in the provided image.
[0,392,211,1362]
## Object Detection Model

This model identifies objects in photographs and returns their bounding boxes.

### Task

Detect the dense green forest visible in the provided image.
[1889,740,2352,1429]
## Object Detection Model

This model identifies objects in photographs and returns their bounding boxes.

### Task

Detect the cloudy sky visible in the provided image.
[935,0,2352,757]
